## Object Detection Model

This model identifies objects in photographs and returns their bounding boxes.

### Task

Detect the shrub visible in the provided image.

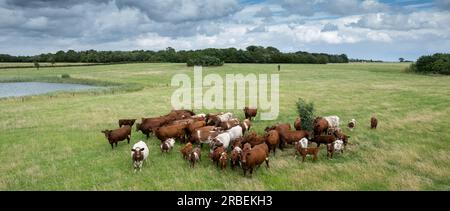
[187,56,224,67]
[61,74,70,78]
[408,53,450,75]
[296,98,315,131]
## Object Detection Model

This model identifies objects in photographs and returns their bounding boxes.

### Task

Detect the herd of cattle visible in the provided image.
[101,108,379,176]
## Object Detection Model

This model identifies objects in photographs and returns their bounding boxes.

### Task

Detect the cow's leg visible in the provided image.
[265,158,270,168]
[111,143,114,149]
[127,136,130,144]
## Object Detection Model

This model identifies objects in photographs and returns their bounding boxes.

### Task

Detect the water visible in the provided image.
[0,82,100,98]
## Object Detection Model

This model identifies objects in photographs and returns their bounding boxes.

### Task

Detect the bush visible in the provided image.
[408,53,450,75]
[187,56,224,67]
[61,74,70,78]
[296,98,315,131]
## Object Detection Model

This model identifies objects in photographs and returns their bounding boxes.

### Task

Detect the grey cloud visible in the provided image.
[321,23,338,32]
[255,6,273,17]
[279,0,389,16]
[435,0,450,10]
[116,0,241,23]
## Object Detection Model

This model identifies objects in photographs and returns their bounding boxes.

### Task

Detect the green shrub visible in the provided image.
[408,53,450,75]
[61,74,70,78]
[187,56,224,67]
[295,98,315,131]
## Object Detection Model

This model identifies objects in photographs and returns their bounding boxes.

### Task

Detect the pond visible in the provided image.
[0,82,100,98]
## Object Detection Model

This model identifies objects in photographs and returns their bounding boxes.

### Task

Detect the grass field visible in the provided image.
[0,62,449,190]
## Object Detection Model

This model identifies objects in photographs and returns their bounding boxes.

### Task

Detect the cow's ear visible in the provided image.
[131,149,136,152]
[140,148,145,151]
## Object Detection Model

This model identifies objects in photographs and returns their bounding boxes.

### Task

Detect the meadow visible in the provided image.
[0,62,449,190]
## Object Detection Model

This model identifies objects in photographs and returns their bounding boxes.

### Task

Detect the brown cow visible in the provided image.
[295,143,319,162]
[279,130,311,145]
[371,116,378,129]
[243,107,257,120]
[180,143,193,160]
[241,143,269,177]
[243,132,265,147]
[187,120,206,137]
[118,119,136,128]
[189,147,201,168]
[155,124,187,143]
[294,117,302,131]
[210,146,225,167]
[313,117,329,137]
[264,130,280,155]
[136,116,168,138]
[265,123,291,149]
[311,135,336,147]
[219,152,228,170]
[101,125,131,149]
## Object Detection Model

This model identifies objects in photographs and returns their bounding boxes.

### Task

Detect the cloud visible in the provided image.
[254,6,273,17]
[435,0,450,10]
[350,11,450,30]
[115,0,241,23]
[321,23,338,32]
[279,0,389,16]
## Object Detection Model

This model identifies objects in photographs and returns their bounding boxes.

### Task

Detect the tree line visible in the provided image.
[0,46,349,65]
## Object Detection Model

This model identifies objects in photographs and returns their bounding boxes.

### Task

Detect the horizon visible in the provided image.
[1,0,449,62]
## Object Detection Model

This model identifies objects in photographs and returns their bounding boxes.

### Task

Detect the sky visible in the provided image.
[0,0,449,61]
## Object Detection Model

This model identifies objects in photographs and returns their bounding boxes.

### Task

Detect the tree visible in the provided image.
[399,58,405,62]
[34,61,40,70]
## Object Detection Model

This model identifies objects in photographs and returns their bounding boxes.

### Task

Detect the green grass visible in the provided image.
[0,62,449,190]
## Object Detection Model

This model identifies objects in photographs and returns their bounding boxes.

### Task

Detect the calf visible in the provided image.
[230,147,242,170]
[210,146,225,167]
[160,138,175,153]
[189,147,201,168]
[101,125,131,149]
[241,143,269,177]
[219,152,228,170]
[243,107,257,120]
[232,137,243,149]
[327,140,344,159]
[180,143,193,160]
[371,116,378,129]
[264,130,280,155]
[311,135,336,147]
[240,119,252,134]
[294,117,302,131]
[295,143,319,162]
[348,119,356,131]
[118,119,136,128]
[131,141,149,172]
